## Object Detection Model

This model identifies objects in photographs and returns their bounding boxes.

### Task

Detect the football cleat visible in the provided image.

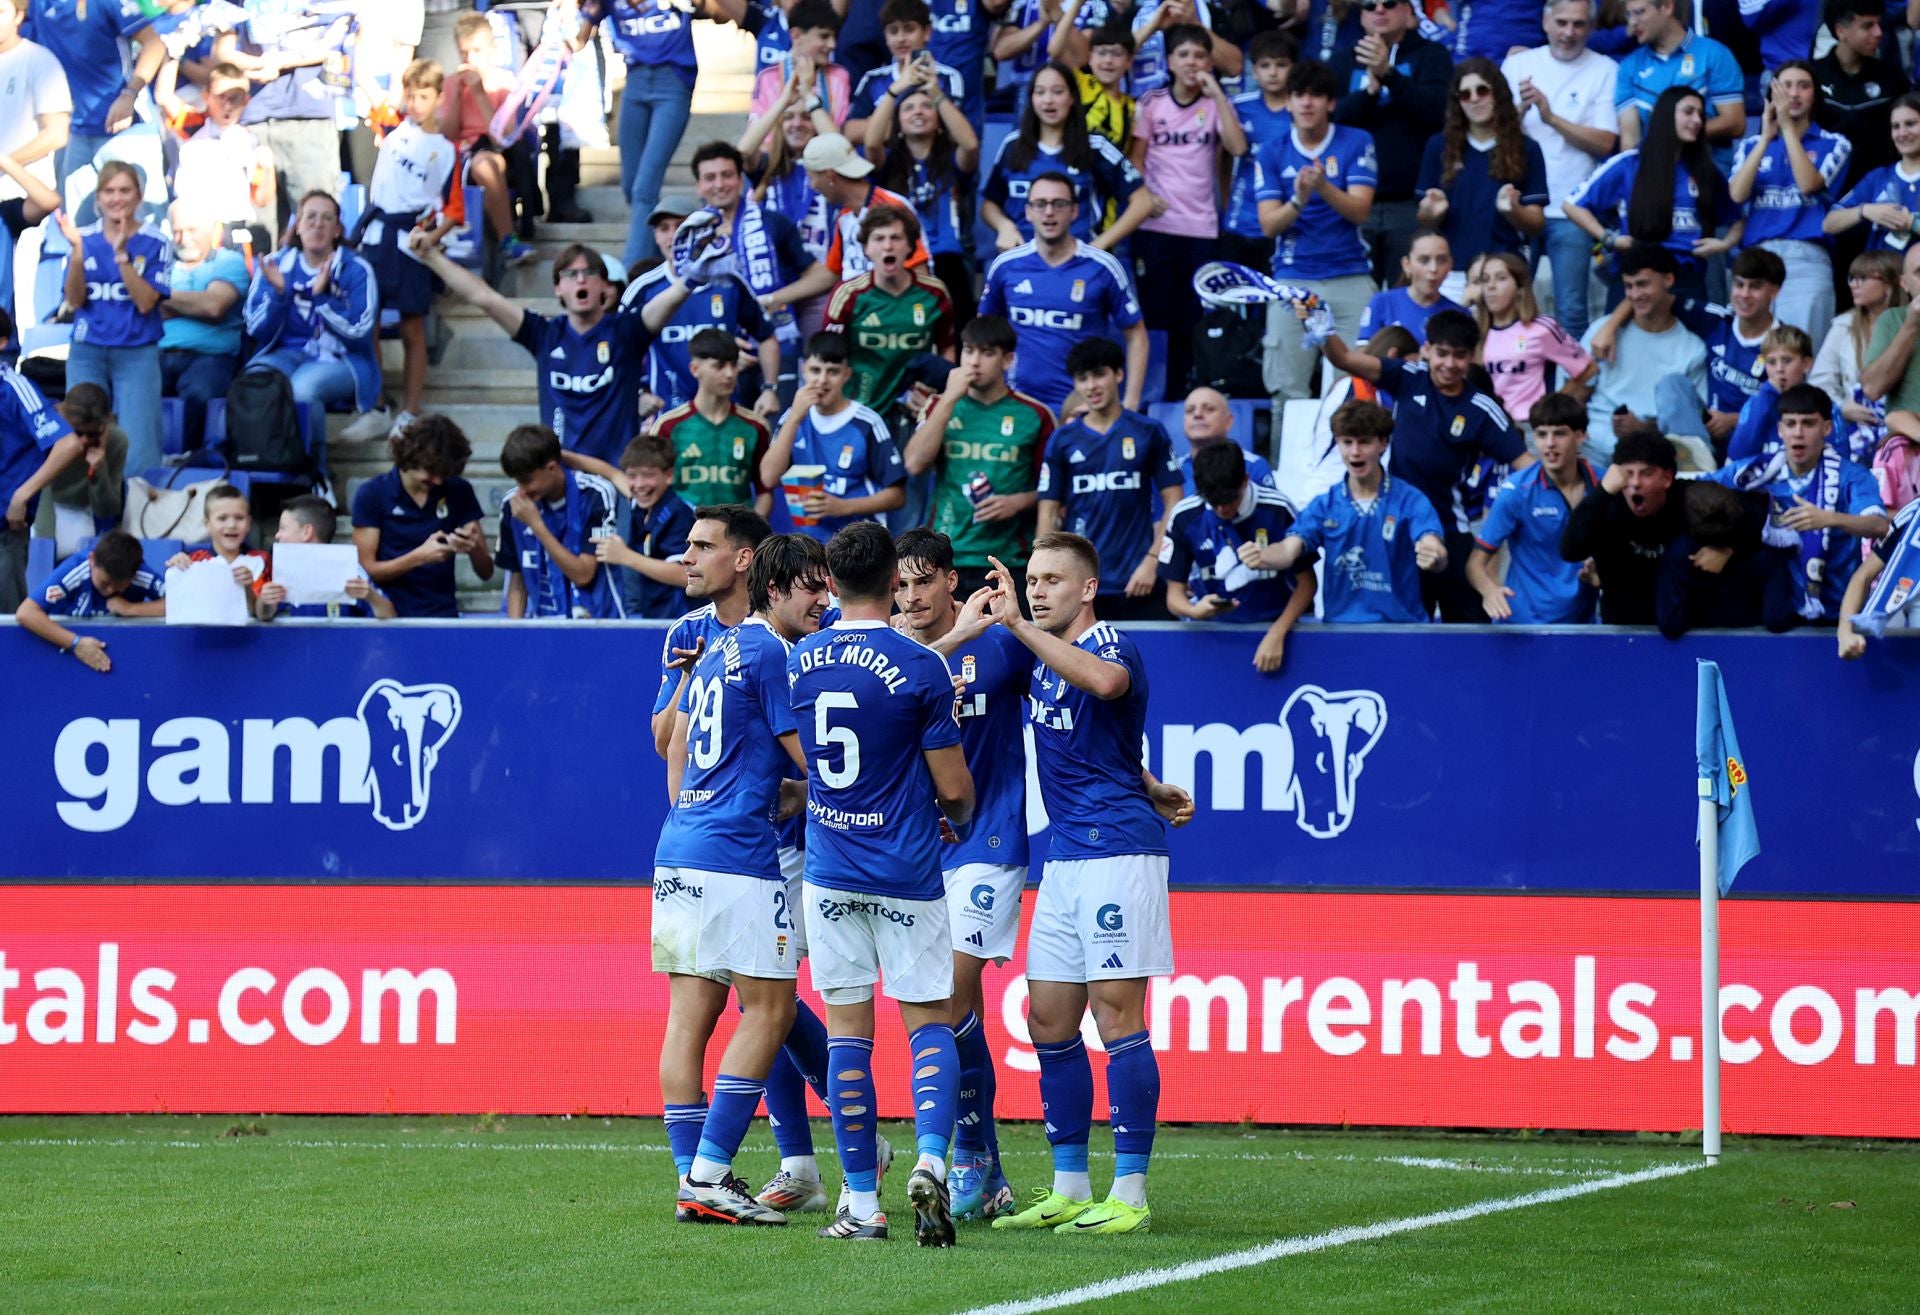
[817,1207,889,1241]
[978,1169,1016,1221]
[1054,1195,1151,1235]
[836,1132,895,1215]
[990,1188,1093,1230]
[756,1168,829,1213]
[676,1173,788,1226]
[948,1155,989,1219]
[907,1167,956,1248]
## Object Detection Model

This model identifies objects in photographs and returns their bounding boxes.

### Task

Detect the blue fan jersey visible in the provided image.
[1472,462,1600,624]
[623,268,773,410]
[1027,622,1164,862]
[981,134,1144,244]
[944,625,1030,870]
[26,0,154,134]
[1254,124,1379,281]
[1564,150,1740,270]
[0,365,73,515]
[789,619,964,901]
[1157,483,1301,623]
[1688,308,1770,417]
[34,550,163,616]
[1837,163,1920,254]
[781,401,907,542]
[1358,287,1466,346]
[583,0,700,75]
[1374,357,1525,533]
[1225,94,1291,240]
[1178,447,1276,497]
[900,157,975,259]
[1290,474,1443,623]
[656,617,798,880]
[72,225,173,349]
[513,307,657,467]
[926,0,994,126]
[496,470,626,619]
[1731,129,1849,246]
[1038,410,1184,595]
[978,241,1141,415]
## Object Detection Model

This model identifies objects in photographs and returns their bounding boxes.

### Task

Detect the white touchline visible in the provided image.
[955,1160,1708,1315]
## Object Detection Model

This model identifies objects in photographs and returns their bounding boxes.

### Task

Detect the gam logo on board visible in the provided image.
[52,681,463,834]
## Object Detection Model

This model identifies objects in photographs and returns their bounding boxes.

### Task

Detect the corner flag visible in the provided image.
[1695,660,1760,896]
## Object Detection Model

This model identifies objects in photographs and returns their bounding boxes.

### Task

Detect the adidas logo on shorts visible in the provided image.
[1101,952,1124,970]
[966,931,985,948]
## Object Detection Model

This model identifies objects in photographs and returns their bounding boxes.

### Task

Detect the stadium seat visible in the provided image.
[161,398,185,458]
[203,400,315,483]
[139,538,185,576]
[340,182,368,235]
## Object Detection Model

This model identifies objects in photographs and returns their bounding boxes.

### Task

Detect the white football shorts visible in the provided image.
[803,881,954,1005]
[944,862,1027,963]
[1025,854,1174,983]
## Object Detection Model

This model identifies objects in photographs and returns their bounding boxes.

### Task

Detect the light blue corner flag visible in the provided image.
[1696,660,1761,895]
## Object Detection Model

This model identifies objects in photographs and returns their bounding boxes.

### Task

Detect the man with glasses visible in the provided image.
[978,172,1147,418]
[417,239,693,467]
[1613,0,1744,155]
[1327,0,1452,285]
[1500,0,1619,345]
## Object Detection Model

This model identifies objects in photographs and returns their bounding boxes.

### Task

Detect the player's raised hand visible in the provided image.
[667,635,707,674]
[951,586,1000,642]
[984,555,1022,623]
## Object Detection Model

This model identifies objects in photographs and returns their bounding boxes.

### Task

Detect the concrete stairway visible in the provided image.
[333,32,754,612]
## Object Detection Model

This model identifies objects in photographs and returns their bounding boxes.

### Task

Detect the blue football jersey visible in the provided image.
[496,470,626,619]
[1289,474,1443,623]
[1730,129,1848,246]
[944,625,1030,870]
[1037,410,1184,595]
[1472,462,1599,625]
[980,134,1145,244]
[1157,484,1301,623]
[978,241,1141,416]
[925,0,993,125]
[655,617,798,881]
[653,603,733,716]
[1837,163,1920,254]
[33,550,164,617]
[789,619,963,901]
[783,401,907,542]
[1027,622,1165,862]
[72,225,172,349]
[0,365,73,514]
[1225,94,1291,239]
[1253,124,1378,281]
[513,306,656,467]
[623,268,772,410]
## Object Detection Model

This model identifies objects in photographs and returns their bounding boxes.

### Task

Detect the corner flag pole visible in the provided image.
[1697,780,1721,1166]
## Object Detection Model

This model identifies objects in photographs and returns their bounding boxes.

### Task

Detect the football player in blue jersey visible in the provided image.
[893,528,1029,1222]
[979,532,1194,1236]
[651,504,771,758]
[655,531,833,1228]
[790,522,975,1245]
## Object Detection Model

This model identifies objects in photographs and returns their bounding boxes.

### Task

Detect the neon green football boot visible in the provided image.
[990,1187,1093,1230]
[1054,1194,1151,1235]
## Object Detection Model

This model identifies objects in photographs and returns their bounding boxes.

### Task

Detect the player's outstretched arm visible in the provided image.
[985,555,1131,701]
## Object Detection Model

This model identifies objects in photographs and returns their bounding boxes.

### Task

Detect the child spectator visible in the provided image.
[846,0,965,143]
[1467,393,1598,624]
[647,327,775,511]
[1221,28,1295,273]
[343,59,458,443]
[244,190,384,478]
[1415,59,1549,289]
[60,162,171,478]
[158,199,248,460]
[592,432,694,619]
[981,61,1154,252]
[1359,229,1462,347]
[625,200,781,415]
[257,494,396,620]
[750,0,851,128]
[442,14,535,267]
[1812,251,1905,466]
[1037,335,1185,620]
[1467,250,1595,429]
[171,62,274,235]
[759,330,907,541]
[1160,440,1315,657]
[0,148,60,327]
[923,0,1005,133]
[31,384,122,556]
[863,36,981,321]
[1578,244,1707,465]
[14,529,164,673]
[1128,0,1240,96]
[165,483,273,621]
[1726,325,1822,464]
[1306,324,1421,505]
[1129,23,1246,395]
[498,422,624,619]
[823,204,955,410]
[1058,18,1136,171]
[1241,399,1447,624]
[351,414,495,618]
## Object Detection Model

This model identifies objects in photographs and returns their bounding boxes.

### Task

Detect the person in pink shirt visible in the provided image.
[1129,22,1246,394]
[1468,250,1596,434]
[749,0,852,129]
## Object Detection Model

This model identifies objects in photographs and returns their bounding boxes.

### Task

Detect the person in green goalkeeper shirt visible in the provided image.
[905,314,1055,596]
[823,203,957,410]
[649,328,775,517]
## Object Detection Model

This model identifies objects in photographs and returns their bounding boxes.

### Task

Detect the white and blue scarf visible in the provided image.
[1855,501,1920,636]
[1734,445,1843,620]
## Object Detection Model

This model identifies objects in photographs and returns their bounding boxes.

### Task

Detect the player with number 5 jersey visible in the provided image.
[788,523,975,1247]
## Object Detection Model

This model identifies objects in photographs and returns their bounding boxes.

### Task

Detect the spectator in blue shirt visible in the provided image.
[13,528,162,672]
[351,414,495,618]
[1613,0,1745,157]
[1728,62,1850,343]
[29,0,161,210]
[1221,29,1298,274]
[1240,398,1448,623]
[1257,59,1378,402]
[979,61,1155,251]
[158,200,247,463]
[497,423,625,619]
[594,432,696,619]
[59,161,169,478]
[1467,392,1599,623]
[1416,59,1550,288]
[1737,0,1819,77]
[1358,230,1463,346]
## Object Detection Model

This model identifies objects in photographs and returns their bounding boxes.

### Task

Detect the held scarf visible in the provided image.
[517,473,587,618]
[1734,445,1842,620]
[1855,502,1919,637]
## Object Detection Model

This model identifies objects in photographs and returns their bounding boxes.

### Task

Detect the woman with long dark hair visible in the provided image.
[1563,84,1742,303]
[979,60,1157,252]
[1415,57,1549,298]
[863,58,981,326]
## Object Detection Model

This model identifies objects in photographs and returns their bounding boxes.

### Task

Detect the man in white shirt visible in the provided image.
[1501,0,1617,344]
[0,0,68,192]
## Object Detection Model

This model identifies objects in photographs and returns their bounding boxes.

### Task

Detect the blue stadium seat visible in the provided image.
[161,397,186,457]
[25,534,53,583]
[139,538,185,576]
[972,120,1016,266]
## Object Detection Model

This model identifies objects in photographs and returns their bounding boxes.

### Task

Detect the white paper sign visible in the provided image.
[273,543,363,607]
[165,558,251,626]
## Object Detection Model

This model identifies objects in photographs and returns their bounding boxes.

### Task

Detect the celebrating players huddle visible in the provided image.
[649,507,1194,1245]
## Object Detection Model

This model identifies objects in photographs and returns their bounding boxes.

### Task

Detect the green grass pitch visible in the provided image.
[3,1117,1915,1313]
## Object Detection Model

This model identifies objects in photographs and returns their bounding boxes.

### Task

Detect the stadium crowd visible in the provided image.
[5,0,1919,668]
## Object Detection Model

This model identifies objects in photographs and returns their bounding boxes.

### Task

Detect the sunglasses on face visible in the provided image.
[1457,84,1494,101]
[1359,0,1403,11]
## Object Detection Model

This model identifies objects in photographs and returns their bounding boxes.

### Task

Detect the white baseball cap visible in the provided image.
[801,133,874,179]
